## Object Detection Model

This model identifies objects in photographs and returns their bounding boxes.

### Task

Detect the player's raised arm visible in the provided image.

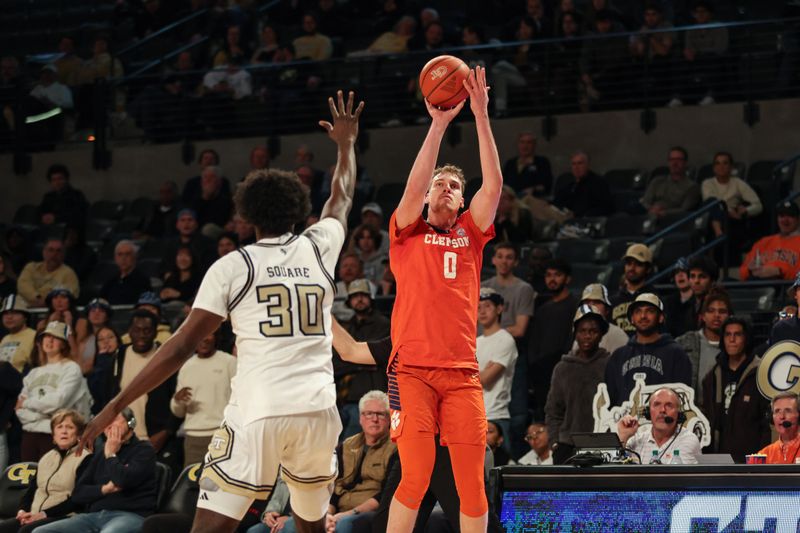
[320,90,364,229]
[77,308,224,453]
[394,99,465,230]
[465,66,503,232]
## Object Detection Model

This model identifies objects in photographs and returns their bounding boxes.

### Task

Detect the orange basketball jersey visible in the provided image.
[389,210,494,370]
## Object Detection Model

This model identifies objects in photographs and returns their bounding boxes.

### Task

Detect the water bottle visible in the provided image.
[671,450,683,465]
[650,450,660,464]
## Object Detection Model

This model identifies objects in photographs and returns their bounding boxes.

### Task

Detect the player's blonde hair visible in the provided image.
[431,164,466,191]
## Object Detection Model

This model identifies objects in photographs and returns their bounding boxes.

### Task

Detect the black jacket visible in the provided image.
[108,344,182,437]
[604,334,692,406]
[72,435,157,515]
[553,172,614,217]
[0,361,22,429]
[39,185,89,230]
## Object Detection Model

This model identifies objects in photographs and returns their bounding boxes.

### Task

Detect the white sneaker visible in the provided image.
[698,95,715,106]
[667,97,683,108]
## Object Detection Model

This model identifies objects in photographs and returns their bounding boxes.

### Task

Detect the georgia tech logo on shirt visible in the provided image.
[757,340,800,400]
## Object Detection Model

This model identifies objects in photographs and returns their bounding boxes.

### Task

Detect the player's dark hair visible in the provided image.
[235,169,311,236]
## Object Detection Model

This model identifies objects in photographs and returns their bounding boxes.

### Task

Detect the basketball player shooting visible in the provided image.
[77,90,364,533]
[387,66,502,533]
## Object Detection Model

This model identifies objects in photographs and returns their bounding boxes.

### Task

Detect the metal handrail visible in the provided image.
[643,199,724,246]
[772,152,800,178]
[117,7,210,58]
[645,235,727,285]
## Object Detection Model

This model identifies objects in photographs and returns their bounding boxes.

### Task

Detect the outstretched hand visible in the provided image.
[424,98,465,127]
[319,90,364,146]
[463,66,490,119]
[77,403,119,454]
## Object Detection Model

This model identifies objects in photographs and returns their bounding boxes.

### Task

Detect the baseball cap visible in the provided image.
[136,291,162,310]
[479,287,504,306]
[86,297,113,317]
[622,243,653,264]
[674,257,689,273]
[361,203,383,217]
[347,279,372,298]
[39,321,71,342]
[45,287,75,308]
[1,294,29,316]
[177,208,197,220]
[581,283,611,306]
[777,201,800,218]
[573,303,609,334]
[627,293,664,319]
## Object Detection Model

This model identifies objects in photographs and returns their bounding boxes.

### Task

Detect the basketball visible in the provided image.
[419,55,469,109]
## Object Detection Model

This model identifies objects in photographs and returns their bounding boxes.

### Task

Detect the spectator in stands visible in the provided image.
[477,288,518,451]
[701,317,770,463]
[86,326,121,414]
[230,213,255,246]
[251,24,280,64]
[517,423,552,465]
[144,181,182,240]
[75,34,124,128]
[365,15,416,54]
[54,36,82,87]
[29,64,73,112]
[120,292,172,346]
[3,227,32,280]
[135,0,171,38]
[0,409,90,533]
[528,258,579,419]
[100,240,152,306]
[0,295,35,373]
[579,10,630,109]
[337,279,390,439]
[293,13,333,61]
[36,287,84,359]
[494,186,535,244]
[109,310,181,472]
[486,420,512,466]
[663,258,695,338]
[550,11,584,107]
[616,387,700,464]
[35,408,157,533]
[327,390,396,532]
[546,304,610,463]
[410,20,450,52]
[640,146,701,219]
[769,274,800,345]
[333,253,376,322]
[185,165,233,231]
[246,477,291,533]
[553,151,614,217]
[482,242,536,339]
[160,246,201,304]
[670,1,729,107]
[216,231,238,258]
[16,321,92,461]
[701,151,762,249]
[296,164,324,214]
[629,3,675,103]
[162,208,217,273]
[182,149,230,205]
[527,245,554,300]
[740,201,800,281]
[491,16,541,118]
[605,294,692,406]
[461,23,493,71]
[360,203,389,251]
[757,392,800,464]
[0,332,22,471]
[0,254,16,299]
[129,75,190,143]
[63,225,97,283]
[170,329,235,466]
[348,224,387,294]
[38,164,88,230]
[202,57,253,102]
[677,288,731,393]
[610,244,655,333]
[674,255,720,339]
[583,0,626,32]
[574,284,629,353]
[503,133,554,198]
[212,25,250,67]
[17,238,80,307]
[249,145,270,174]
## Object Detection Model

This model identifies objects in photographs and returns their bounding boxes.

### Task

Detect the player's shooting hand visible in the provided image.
[78,403,119,455]
[463,66,490,119]
[425,98,464,127]
[319,90,364,147]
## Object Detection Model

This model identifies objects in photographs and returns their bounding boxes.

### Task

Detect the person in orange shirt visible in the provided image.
[757,391,800,464]
[387,66,502,533]
[740,201,800,281]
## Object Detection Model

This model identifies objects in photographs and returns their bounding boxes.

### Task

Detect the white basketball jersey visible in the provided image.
[193,218,345,424]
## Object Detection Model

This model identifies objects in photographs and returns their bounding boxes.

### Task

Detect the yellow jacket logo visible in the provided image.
[7,464,37,484]
[757,340,800,399]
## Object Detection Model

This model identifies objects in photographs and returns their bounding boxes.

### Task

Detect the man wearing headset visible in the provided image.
[36,408,158,533]
[616,387,701,464]
[757,391,800,464]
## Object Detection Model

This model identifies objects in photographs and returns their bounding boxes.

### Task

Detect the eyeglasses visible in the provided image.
[361,411,389,420]
[524,429,546,441]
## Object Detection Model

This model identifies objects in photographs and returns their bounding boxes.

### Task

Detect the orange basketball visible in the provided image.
[419,55,469,109]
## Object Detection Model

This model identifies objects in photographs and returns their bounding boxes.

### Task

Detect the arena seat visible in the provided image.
[160,463,201,515]
[0,463,37,519]
[555,238,610,264]
[605,214,654,238]
[727,287,776,312]
[569,263,613,290]
[12,205,39,226]
[89,200,128,222]
[373,182,405,219]
[695,161,746,182]
[604,168,646,191]
[154,461,174,511]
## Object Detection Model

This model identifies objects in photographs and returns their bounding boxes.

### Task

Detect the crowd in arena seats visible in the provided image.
[0,109,798,530]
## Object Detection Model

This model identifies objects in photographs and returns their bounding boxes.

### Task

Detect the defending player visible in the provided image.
[77,90,364,533]
[387,66,502,533]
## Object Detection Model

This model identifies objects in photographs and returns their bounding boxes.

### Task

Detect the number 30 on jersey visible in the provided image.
[256,283,326,337]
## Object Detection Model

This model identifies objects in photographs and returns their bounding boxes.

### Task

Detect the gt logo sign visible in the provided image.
[757,340,800,399]
[7,464,36,484]
[670,495,800,532]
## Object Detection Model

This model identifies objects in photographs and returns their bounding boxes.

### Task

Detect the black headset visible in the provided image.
[642,387,687,425]
[121,407,137,431]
